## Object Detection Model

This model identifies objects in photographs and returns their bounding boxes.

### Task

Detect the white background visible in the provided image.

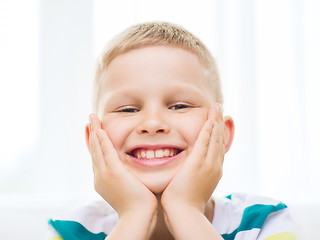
[1,0,320,211]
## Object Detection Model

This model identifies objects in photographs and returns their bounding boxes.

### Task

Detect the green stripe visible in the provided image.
[48,219,107,240]
[225,194,232,200]
[221,202,287,240]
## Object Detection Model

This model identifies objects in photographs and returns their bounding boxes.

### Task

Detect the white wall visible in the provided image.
[0,0,95,196]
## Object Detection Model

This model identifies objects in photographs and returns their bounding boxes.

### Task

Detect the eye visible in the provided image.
[169,103,192,110]
[115,106,139,113]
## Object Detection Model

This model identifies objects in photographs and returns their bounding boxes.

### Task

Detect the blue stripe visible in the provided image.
[48,219,107,240]
[221,202,287,240]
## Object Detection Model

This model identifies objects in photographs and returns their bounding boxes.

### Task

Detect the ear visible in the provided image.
[85,124,90,152]
[223,116,235,153]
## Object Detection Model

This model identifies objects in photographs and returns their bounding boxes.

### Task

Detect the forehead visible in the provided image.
[100,46,215,102]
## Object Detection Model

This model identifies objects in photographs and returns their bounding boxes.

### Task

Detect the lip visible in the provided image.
[126,144,183,153]
[126,144,184,168]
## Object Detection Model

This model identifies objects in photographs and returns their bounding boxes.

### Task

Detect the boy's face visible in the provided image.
[98,46,218,194]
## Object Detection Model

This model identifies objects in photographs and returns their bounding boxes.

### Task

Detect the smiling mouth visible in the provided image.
[129,148,183,160]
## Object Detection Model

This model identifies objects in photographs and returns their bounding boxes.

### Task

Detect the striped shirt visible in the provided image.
[47,193,297,240]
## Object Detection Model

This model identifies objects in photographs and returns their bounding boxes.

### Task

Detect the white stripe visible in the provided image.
[51,200,117,234]
[212,193,282,235]
[234,228,261,240]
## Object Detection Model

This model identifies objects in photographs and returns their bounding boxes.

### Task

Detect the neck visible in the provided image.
[150,195,174,240]
[149,195,215,240]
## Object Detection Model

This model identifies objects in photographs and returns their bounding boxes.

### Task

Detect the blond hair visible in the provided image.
[93,21,223,113]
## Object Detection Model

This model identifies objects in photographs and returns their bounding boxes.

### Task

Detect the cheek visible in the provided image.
[101,116,134,151]
[174,110,208,147]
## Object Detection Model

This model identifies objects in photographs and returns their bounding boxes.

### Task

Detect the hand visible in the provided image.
[88,114,158,237]
[161,103,225,214]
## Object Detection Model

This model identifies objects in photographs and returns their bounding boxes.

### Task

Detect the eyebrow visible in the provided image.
[98,89,141,114]
[100,88,142,105]
[106,83,206,98]
[99,83,210,112]
[167,84,207,98]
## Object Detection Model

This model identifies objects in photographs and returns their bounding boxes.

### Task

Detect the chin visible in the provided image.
[146,182,168,194]
[139,172,174,195]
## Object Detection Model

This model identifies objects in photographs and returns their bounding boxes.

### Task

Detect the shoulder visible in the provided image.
[47,200,118,240]
[212,193,297,240]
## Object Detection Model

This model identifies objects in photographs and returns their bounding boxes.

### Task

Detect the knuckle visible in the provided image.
[196,159,206,170]
[214,135,224,144]
[201,133,211,146]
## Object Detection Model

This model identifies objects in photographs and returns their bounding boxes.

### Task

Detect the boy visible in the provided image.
[48,22,297,240]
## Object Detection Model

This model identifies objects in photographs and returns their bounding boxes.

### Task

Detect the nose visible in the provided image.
[136,108,170,135]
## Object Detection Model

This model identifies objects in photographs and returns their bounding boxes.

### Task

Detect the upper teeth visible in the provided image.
[133,149,177,159]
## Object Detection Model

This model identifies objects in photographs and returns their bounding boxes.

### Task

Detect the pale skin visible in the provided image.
[86,46,235,240]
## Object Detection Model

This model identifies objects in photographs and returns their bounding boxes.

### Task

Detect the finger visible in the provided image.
[90,113,102,132]
[89,113,103,155]
[187,113,215,165]
[96,129,120,167]
[90,129,106,170]
[88,114,105,170]
[206,104,225,166]
[89,114,100,154]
